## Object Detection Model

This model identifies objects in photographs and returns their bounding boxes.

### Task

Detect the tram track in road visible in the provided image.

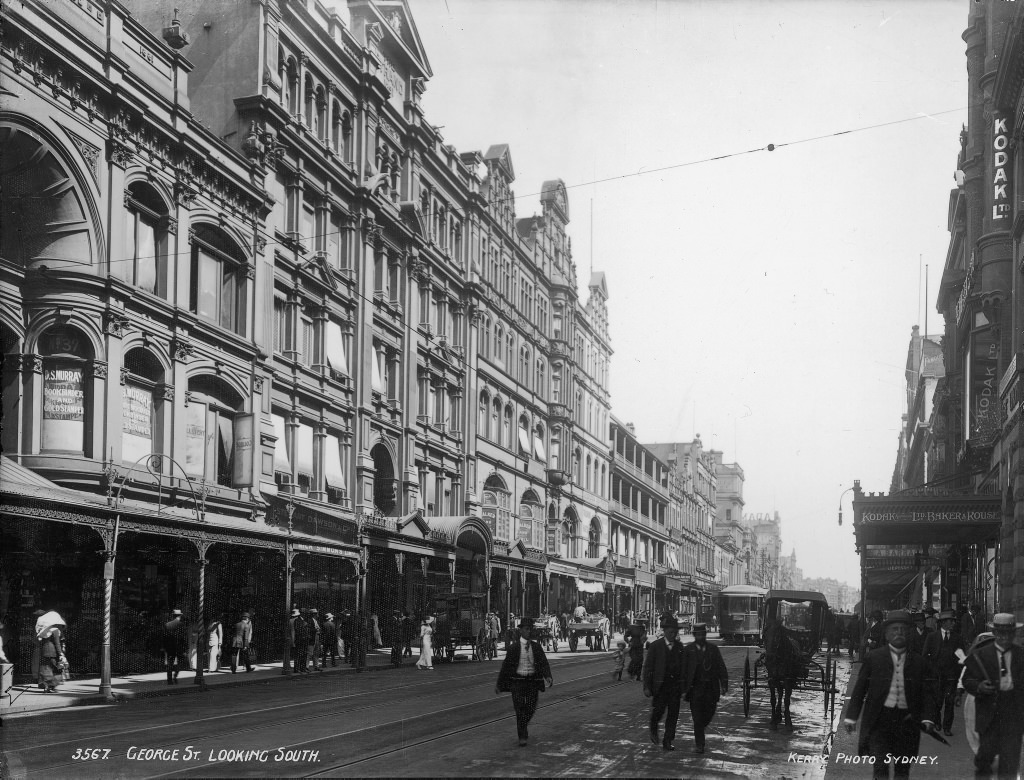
[4,656,612,779]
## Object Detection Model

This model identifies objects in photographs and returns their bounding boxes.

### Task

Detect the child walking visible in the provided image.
[611,640,627,681]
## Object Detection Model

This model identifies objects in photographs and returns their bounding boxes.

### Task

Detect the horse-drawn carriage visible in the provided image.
[433,592,487,662]
[740,589,839,728]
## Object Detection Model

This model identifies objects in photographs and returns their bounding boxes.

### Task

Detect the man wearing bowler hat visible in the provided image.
[642,614,686,750]
[962,612,1024,778]
[682,622,728,754]
[844,610,938,778]
[495,617,553,746]
[922,609,964,736]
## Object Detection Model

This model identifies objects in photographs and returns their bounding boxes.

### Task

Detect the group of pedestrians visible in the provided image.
[161,609,256,683]
[843,607,1024,779]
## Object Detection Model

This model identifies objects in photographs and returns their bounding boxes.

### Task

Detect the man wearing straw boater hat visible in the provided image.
[963,612,1024,778]
[844,610,937,777]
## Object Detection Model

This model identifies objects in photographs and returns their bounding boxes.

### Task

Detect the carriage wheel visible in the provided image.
[549,636,558,653]
[742,655,752,718]
[569,635,578,652]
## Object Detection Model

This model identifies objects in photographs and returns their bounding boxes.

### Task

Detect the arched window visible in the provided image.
[286,59,299,116]
[39,326,94,455]
[341,111,353,162]
[121,348,164,465]
[478,390,489,438]
[304,75,316,128]
[482,316,491,360]
[315,86,327,140]
[535,357,545,396]
[588,519,601,558]
[585,454,592,491]
[503,404,513,449]
[519,345,530,385]
[190,225,247,335]
[493,324,503,362]
[332,101,343,151]
[122,182,167,296]
[533,423,546,464]
[491,397,501,442]
[572,447,582,485]
[506,332,514,369]
[185,375,244,488]
[519,489,543,548]
[560,520,573,558]
[482,474,511,541]
[1,124,94,268]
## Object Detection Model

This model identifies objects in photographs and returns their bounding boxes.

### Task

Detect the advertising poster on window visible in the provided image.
[122,383,153,464]
[41,365,85,451]
[970,327,1000,441]
[184,402,207,477]
[232,413,254,488]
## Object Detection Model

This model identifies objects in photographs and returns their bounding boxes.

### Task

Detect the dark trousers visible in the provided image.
[390,642,402,666]
[230,647,252,673]
[689,693,718,749]
[867,707,920,779]
[510,679,540,739]
[975,694,1024,778]
[935,676,957,731]
[650,682,682,745]
[164,650,184,683]
[322,642,337,667]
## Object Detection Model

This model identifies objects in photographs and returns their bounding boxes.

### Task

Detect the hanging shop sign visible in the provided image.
[859,508,1000,524]
[970,327,1000,441]
[992,114,1012,223]
[232,413,255,488]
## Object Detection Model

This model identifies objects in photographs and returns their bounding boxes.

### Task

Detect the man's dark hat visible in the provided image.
[661,615,679,630]
[519,616,535,629]
[870,609,884,621]
[883,610,913,629]
[692,622,708,633]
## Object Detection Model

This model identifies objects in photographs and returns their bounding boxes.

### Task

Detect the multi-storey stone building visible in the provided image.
[0,0,623,683]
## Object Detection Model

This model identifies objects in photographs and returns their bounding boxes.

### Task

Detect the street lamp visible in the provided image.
[838,485,856,527]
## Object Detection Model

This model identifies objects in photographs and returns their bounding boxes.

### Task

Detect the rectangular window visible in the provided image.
[41,363,86,452]
[300,314,314,367]
[122,383,154,464]
[371,346,384,392]
[324,433,346,492]
[196,250,219,321]
[273,298,286,354]
[301,204,315,253]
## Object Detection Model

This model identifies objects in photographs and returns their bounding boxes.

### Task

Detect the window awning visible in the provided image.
[324,434,345,490]
[272,415,290,473]
[575,578,604,594]
[325,322,347,374]
[296,423,314,475]
[533,435,545,460]
[518,427,531,454]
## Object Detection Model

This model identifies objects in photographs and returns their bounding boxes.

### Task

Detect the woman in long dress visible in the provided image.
[207,617,223,672]
[35,611,66,693]
[416,616,434,670]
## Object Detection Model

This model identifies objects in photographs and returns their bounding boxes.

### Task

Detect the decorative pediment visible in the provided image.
[506,538,528,559]
[397,508,430,538]
[302,251,339,292]
[483,144,515,182]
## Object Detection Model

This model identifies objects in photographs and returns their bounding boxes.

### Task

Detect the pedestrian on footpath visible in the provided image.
[843,610,938,779]
[293,609,310,674]
[495,616,553,747]
[288,608,301,671]
[642,615,685,751]
[230,612,254,673]
[163,609,187,685]
[306,608,321,672]
[908,612,931,657]
[962,604,984,647]
[207,615,223,672]
[402,609,416,658]
[624,620,647,681]
[321,612,338,668]
[922,609,964,736]
[962,612,1024,778]
[339,609,354,663]
[416,615,435,670]
[682,622,728,755]
[36,611,67,693]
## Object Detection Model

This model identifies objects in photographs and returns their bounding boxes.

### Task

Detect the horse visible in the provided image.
[763,619,803,731]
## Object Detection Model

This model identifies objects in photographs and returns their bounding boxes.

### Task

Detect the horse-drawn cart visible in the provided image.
[740,589,839,728]
[567,616,611,652]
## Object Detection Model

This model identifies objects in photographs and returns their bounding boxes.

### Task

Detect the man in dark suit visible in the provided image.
[642,614,686,751]
[844,610,937,779]
[922,609,964,736]
[162,608,187,685]
[682,622,728,755]
[495,617,553,747]
[908,612,931,657]
[962,603,983,646]
[229,611,254,673]
[962,612,1024,778]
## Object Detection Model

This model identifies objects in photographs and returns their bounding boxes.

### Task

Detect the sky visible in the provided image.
[386,0,968,586]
